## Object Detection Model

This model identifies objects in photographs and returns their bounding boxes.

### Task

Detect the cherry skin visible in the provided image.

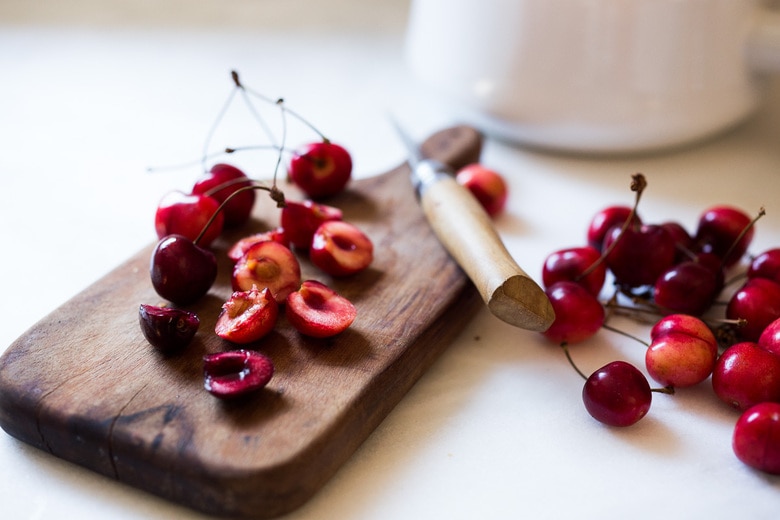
[586,205,639,252]
[604,223,676,288]
[660,221,694,263]
[227,228,289,263]
[747,248,780,284]
[288,141,352,199]
[215,286,279,344]
[726,277,780,342]
[712,341,780,411]
[759,318,780,357]
[582,361,652,427]
[138,304,199,353]
[694,205,754,267]
[542,281,605,345]
[150,234,217,306]
[653,259,721,316]
[203,349,274,399]
[454,163,508,217]
[733,402,780,475]
[542,246,606,297]
[286,280,357,338]
[154,190,224,248]
[645,314,718,388]
[192,163,255,228]
[310,220,374,277]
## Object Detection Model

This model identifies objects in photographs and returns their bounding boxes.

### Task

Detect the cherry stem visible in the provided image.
[193,183,285,246]
[202,85,238,173]
[719,206,766,269]
[231,69,330,143]
[560,343,588,381]
[578,173,647,281]
[652,386,675,395]
[601,323,649,347]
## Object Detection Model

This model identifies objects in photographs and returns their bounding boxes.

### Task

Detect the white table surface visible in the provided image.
[2,1,780,519]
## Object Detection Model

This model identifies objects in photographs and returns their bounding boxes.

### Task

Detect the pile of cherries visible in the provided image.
[540,173,780,475]
[138,71,509,401]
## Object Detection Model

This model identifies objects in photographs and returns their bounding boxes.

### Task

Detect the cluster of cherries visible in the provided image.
[137,71,510,401]
[539,173,780,475]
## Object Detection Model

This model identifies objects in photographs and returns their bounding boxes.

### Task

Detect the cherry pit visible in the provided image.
[540,172,780,475]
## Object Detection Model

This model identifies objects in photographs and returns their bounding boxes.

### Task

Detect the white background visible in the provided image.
[2,1,780,518]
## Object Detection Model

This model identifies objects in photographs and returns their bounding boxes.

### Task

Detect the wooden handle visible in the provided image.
[420,175,555,331]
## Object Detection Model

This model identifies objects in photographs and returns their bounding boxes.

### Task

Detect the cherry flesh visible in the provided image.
[138,304,200,353]
[150,234,217,305]
[288,141,352,199]
[154,191,224,248]
[712,341,780,411]
[203,349,274,399]
[542,281,605,345]
[232,241,302,303]
[582,361,652,427]
[542,246,606,297]
[733,402,780,475]
[645,314,717,388]
[215,286,279,344]
[192,163,255,228]
[454,163,508,218]
[726,277,780,342]
[280,199,343,249]
[309,220,374,277]
[286,280,357,338]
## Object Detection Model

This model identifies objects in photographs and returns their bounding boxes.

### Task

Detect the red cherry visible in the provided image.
[286,280,357,338]
[232,241,301,304]
[582,361,652,427]
[203,349,274,399]
[695,205,754,267]
[653,259,721,316]
[280,199,343,249]
[733,402,780,475]
[645,314,717,387]
[726,277,780,342]
[712,341,780,411]
[586,205,639,252]
[542,281,605,345]
[192,163,255,228]
[215,286,279,344]
[542,246,606,297]
[288,141,352,199]
[660,221,694,262]
[310,220,374,277]
[759,318,780,357]
[454,163,508,217]
[150,234,217,305]
[748,248,780,284]
[154,190,224,248]
[604,223,676,288]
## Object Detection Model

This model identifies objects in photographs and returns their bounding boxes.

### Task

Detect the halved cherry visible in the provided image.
[227,227,289,263]
[280,199,342,249]
[215,286,279,344]
[203,349,274,399]
[288,141,352,199]
[286,280,356,338]
[232,241,301,303]
[310,220,373,277]
[138,304,200,353]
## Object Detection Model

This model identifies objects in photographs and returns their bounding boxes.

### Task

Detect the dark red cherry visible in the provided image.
[733,402,780,475]
[582,361,652,427]
[150,234,218,305]
[654,259,720,316]
[542,246,606,297]
[727,278,780,342]
[586,205,639,252]
[542,281,605,345]
[604,224,676,288]
[138,304,199,353]
[712,341,780,410]
[154,191,224,248]
[695,205,754,267]
[748,248,780,284]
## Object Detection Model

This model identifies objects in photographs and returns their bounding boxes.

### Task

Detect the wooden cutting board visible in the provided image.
[0,126,486,518]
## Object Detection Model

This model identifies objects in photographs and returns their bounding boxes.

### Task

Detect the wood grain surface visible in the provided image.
[0,126,485,518]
